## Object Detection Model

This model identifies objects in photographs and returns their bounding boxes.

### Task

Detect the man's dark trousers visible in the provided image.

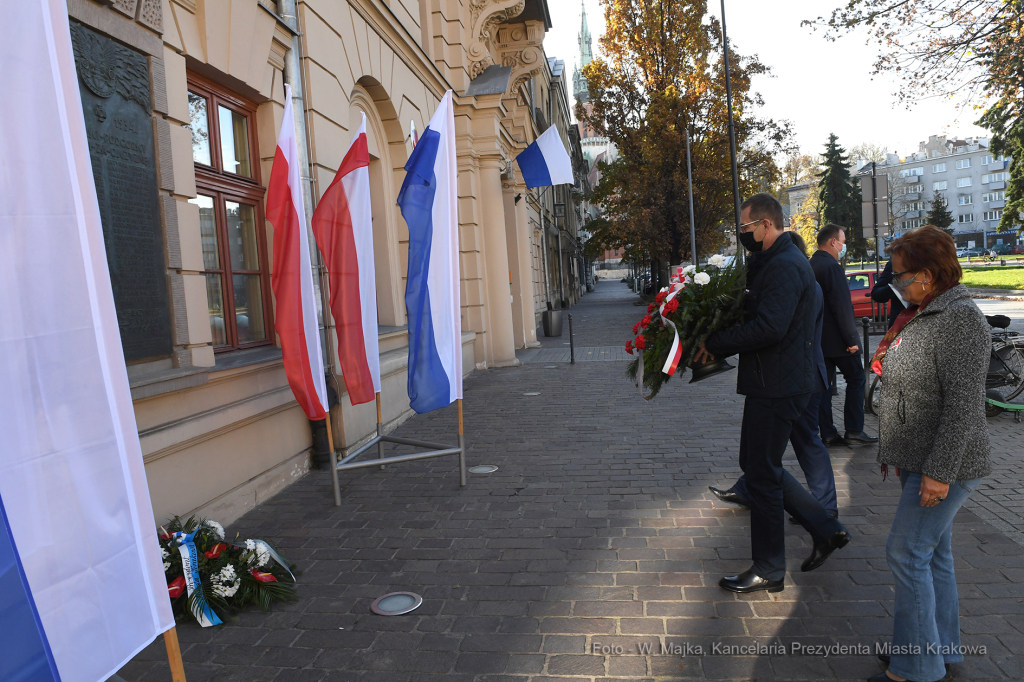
[740,394,844,581]
[733,390,838,514]
[819,354,866,439]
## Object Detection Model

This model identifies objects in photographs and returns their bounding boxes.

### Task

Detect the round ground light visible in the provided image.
[370,592,422,616]
[468,465,498,474]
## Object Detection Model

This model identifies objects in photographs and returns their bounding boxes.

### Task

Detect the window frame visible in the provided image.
[956,158,972,169]
[932,181,948,191]
[932,163,946,173]
[958,213,974,223]
[188,73,274,353]
[957,177,973,187]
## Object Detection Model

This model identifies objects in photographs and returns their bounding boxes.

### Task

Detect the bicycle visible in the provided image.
[865,314,1024,420]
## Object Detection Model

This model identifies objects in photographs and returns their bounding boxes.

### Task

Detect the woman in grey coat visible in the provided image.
[869,226,991,682]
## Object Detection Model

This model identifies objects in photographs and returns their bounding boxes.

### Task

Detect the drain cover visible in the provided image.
[370,592,422,616]
[523,392,540,396]
[468,465,498,474]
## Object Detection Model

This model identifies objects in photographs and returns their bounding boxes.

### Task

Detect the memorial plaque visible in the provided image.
[70,22,172,361]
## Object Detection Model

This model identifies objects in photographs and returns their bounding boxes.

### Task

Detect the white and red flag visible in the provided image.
[266,83,329,420]
[311,113,381,406]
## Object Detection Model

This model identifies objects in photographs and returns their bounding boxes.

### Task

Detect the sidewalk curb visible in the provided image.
[969,287,1024,301]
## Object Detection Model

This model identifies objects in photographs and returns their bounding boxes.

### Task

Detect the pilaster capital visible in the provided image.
[497,22,545,103]
[468,0,527,79]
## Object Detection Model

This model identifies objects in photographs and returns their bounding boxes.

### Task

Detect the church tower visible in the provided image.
[572,1,592,104]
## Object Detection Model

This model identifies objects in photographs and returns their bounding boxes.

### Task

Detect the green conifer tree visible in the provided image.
[817,133,866,258]
[926,190,955,235]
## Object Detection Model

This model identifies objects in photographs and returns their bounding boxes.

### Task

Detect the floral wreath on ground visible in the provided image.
[160,516,297,626]
[626,254,746,399]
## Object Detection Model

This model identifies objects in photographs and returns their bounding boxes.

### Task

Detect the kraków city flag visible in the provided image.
[266,83,330,420]
[312,113,381,406]
[1,2,174,680]
[514,123,574,188]
[397,91,462,414]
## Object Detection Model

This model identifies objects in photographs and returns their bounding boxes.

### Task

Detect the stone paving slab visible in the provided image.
[121,282,1024,682]
[522,347,632,363]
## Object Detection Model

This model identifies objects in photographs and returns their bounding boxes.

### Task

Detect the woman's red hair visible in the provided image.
[890,225,962,290]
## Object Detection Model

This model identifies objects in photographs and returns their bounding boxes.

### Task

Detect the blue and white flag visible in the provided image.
[515,124,575,188]
[397,91,463,413]
[0,3,175,681]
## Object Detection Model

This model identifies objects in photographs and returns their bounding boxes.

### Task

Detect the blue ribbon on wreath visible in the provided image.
[170,531,222,627]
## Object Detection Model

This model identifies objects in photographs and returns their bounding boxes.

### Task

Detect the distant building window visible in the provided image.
[905,201,924,211]
[956,158,971,169]
[957,177,973,187]
[905,183,924,194]
[900,167,924,178]
[958,195,973,205]
[903,218,922,229]
[933,181,948,191]
[982,155,993,165]
[932,163,946,173]
[958,213,974,223]
[982,172,1006,184]
[984,210,1003,222]
[983,191,1005,203]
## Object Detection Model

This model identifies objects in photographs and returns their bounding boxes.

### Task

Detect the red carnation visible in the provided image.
[647,303,656,313]
[167,576,186,599]
[251,569,278,583]
[204,543,227,559]
[635,335,646,350]
[625,340,634,355]
[663,298,679,315]
[641,314,652,328]
[632,322,640,335]
[655,291,667,305]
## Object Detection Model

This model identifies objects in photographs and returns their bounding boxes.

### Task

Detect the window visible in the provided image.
[904,183,924,194]
[982,172,1006,184]
[900,167,924,178]
[958,195,973,205]
[932,163,947,173]
[905,201,924,211]
[957,177,973,187]
[983,191,1005,203]
[903,218,922,230]
[956,158,971,169]
[958,213,974,223]
[187,76,271,352]
[982,155,993,165]
[984,210,1003,222]
[933,181,948,191]
[847,274,870,291]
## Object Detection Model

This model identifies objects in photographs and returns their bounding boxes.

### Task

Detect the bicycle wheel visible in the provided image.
[1001,346,1024,401]
[867,375,882,416]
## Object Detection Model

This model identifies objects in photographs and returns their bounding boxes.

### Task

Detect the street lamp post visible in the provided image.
[685,126,698,267]
[721,0,743,263]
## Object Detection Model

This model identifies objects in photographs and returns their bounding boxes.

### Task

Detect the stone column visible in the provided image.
[504,178,538,348]
[479,158,518,366]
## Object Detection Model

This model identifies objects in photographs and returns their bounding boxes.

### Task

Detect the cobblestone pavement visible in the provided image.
[122,281,1024,682]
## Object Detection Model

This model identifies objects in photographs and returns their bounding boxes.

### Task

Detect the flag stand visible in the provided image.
[327,394,467,506]
[163,628,187,682]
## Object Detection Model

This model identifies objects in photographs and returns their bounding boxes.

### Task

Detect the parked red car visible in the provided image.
[846,270,891,319]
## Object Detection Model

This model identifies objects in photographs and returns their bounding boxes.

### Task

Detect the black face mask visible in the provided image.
[739,229,763,253]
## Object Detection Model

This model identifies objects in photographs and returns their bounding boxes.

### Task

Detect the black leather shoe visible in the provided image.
[719,568,784,594]
[801,530,851,572]
[844,430,879,445]
[822,434,845,446]
[708,486,750,508]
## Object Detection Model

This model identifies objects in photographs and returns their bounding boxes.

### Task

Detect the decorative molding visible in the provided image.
[136,0,162,33]
[110,0,137,18]
[70,21,151,109]
[496,22,545,101]
[468,0,526,79]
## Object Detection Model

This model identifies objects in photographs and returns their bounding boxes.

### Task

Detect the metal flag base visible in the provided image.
[327,395,466,506]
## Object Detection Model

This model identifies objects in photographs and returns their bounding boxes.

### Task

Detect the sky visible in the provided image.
[542,0,991,160]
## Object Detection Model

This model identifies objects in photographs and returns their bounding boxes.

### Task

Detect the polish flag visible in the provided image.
[312,113,381,406]
[266,83,329,420]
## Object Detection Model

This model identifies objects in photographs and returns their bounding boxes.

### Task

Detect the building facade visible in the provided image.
[63,0,584,526]
[858,135,1013,249]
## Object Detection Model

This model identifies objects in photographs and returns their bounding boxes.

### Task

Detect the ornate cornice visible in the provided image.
[497,22,545,103]
[468,0,527,79]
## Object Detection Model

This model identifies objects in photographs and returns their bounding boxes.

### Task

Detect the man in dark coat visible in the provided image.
[696,194,848,594]
[870,258,906,329]
[810,224,877,446]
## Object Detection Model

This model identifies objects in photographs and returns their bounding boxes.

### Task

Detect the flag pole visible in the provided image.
[326,416,341,506]
[163,628,187,682]
[376,392,385,469]
[458,399,466,486]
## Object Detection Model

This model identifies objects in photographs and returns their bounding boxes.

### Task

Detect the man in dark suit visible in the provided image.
[811,224,877,446]
[709,279,838,517]
[870,258,906,329]
[695,195,848,594]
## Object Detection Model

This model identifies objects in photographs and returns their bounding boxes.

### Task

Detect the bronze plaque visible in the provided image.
[71,22,172,362]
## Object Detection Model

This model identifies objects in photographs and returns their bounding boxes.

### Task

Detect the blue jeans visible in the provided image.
[819,353,866,437]
[739,395,844,581]
[886,471,982,682]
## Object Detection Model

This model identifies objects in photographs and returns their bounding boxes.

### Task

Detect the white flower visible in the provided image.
[660,286,669,293]
[680,265,696,276]
[161,547,170,560]
[163,561,171,572]
[708,254,727,267]
[693,272,711,286]
[203,520,225,540]
[211,564,240,599]
[245,539,271,568]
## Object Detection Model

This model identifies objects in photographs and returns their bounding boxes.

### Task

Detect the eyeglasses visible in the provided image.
[738,219,766,231]
[892,269,918,288]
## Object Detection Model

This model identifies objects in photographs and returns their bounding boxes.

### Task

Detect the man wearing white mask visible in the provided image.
[811,224,876,446]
